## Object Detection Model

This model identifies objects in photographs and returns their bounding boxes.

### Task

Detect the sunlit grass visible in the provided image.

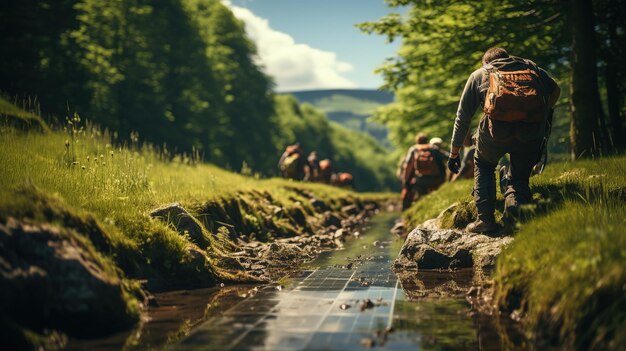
[400,153,626,349]
[0,114,389,284]
[494,200,626,350]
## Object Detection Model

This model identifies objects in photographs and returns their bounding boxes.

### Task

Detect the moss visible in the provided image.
[493,201,626,351]
[403,179,474,228]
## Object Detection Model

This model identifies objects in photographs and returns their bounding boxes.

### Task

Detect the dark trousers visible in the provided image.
[474,119,542,222]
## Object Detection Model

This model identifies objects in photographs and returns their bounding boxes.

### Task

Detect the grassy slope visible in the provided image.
[288,90,392,147]
[403,157,626,350]
[0,110,390,289]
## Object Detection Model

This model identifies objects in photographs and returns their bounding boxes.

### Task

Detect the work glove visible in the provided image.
[447,155,460,174]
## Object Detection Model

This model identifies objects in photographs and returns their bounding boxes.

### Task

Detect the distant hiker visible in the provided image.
[278,143,307,180]
[448,47,560,233]
[305,151,320,182]
[429,137,450,158]
[452,131,476,182]
[401,133,446,211]
[319,159,333,184]
[333,172,354,188]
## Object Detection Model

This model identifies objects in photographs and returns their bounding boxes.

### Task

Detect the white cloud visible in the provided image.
[223,1,357,92]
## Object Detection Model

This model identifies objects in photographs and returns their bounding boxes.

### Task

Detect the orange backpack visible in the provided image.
[414,145,440,177]
[483,59,547,123]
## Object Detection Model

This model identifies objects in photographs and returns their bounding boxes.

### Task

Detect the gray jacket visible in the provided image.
[450,56,559,148]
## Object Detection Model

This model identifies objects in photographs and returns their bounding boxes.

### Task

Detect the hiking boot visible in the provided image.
[503,195,521,225]
[466,219,498,234]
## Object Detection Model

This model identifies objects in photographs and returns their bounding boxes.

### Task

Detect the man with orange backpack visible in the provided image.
[448,47,560,233]
[401,133,446,210]
[278,143,307,180]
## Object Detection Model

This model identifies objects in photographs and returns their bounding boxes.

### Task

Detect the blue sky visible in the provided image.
[226,0,404,92]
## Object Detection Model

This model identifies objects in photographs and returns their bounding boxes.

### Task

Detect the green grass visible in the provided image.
[401,155,626,349]
[0,116,389,287]
[494,200,626,351]
[403,179,474,228]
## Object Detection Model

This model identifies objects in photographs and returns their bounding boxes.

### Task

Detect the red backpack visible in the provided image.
[414,145,440,177]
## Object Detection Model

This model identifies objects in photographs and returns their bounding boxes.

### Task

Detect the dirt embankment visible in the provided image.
[1,185,392,349]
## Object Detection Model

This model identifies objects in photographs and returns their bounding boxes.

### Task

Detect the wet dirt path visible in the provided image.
[174,213,502,350]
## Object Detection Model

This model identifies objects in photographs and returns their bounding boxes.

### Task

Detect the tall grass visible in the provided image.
[0,114,384,283]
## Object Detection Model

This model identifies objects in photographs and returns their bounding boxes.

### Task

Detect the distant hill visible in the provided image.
[284,89,394,147]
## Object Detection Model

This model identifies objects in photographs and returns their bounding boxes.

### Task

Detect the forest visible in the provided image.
[0,0,395,191]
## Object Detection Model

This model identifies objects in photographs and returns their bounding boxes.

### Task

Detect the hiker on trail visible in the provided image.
[333,172,354,188]
[452,131,476,182]
[305,151,320,182]
[401,133,446,211]
[319,159,333,184]
[278,143,307,180]
[447,47,560,233]
[429,137,450,159]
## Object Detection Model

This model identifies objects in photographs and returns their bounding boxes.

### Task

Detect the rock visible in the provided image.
[360,298,375,311]
[309,198,329,211]
[341,204,359,216]
[150,203,211,249]
[333,228,345,239]
[390,220,406,237]
[394,224,513,272]
[360,338,376,348]
[363,202,378,211]
[322,212,342,228]
[0,218,139,337]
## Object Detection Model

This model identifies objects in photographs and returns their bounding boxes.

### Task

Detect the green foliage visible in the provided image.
[0,114,389,284]
[358,1,570,151]
[0,1,398,190]
[1,0,275,171]
[312,94,383,116]
[291,91,393,147]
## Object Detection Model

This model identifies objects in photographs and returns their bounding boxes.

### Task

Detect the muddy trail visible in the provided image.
[67,213,529,350]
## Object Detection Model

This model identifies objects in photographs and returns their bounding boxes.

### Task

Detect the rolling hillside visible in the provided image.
[286,89,394,147]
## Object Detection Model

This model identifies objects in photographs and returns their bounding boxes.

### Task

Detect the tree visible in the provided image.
[358,0,567,150]
[569,0,604,158]
[360,0,625,159]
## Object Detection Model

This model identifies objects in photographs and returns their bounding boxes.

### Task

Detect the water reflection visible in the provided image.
[69,213,529,351]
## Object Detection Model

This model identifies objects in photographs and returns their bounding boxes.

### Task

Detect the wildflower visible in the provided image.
[72,161,79,166]
[100,154,104,160]
[87,156,90,162]
[110,151,114,157]
[81,165,86,170]
[64,140,70,148]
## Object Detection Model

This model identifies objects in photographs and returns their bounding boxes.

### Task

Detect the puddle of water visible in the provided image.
[174,213,526,351]
[68,213,527,350]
